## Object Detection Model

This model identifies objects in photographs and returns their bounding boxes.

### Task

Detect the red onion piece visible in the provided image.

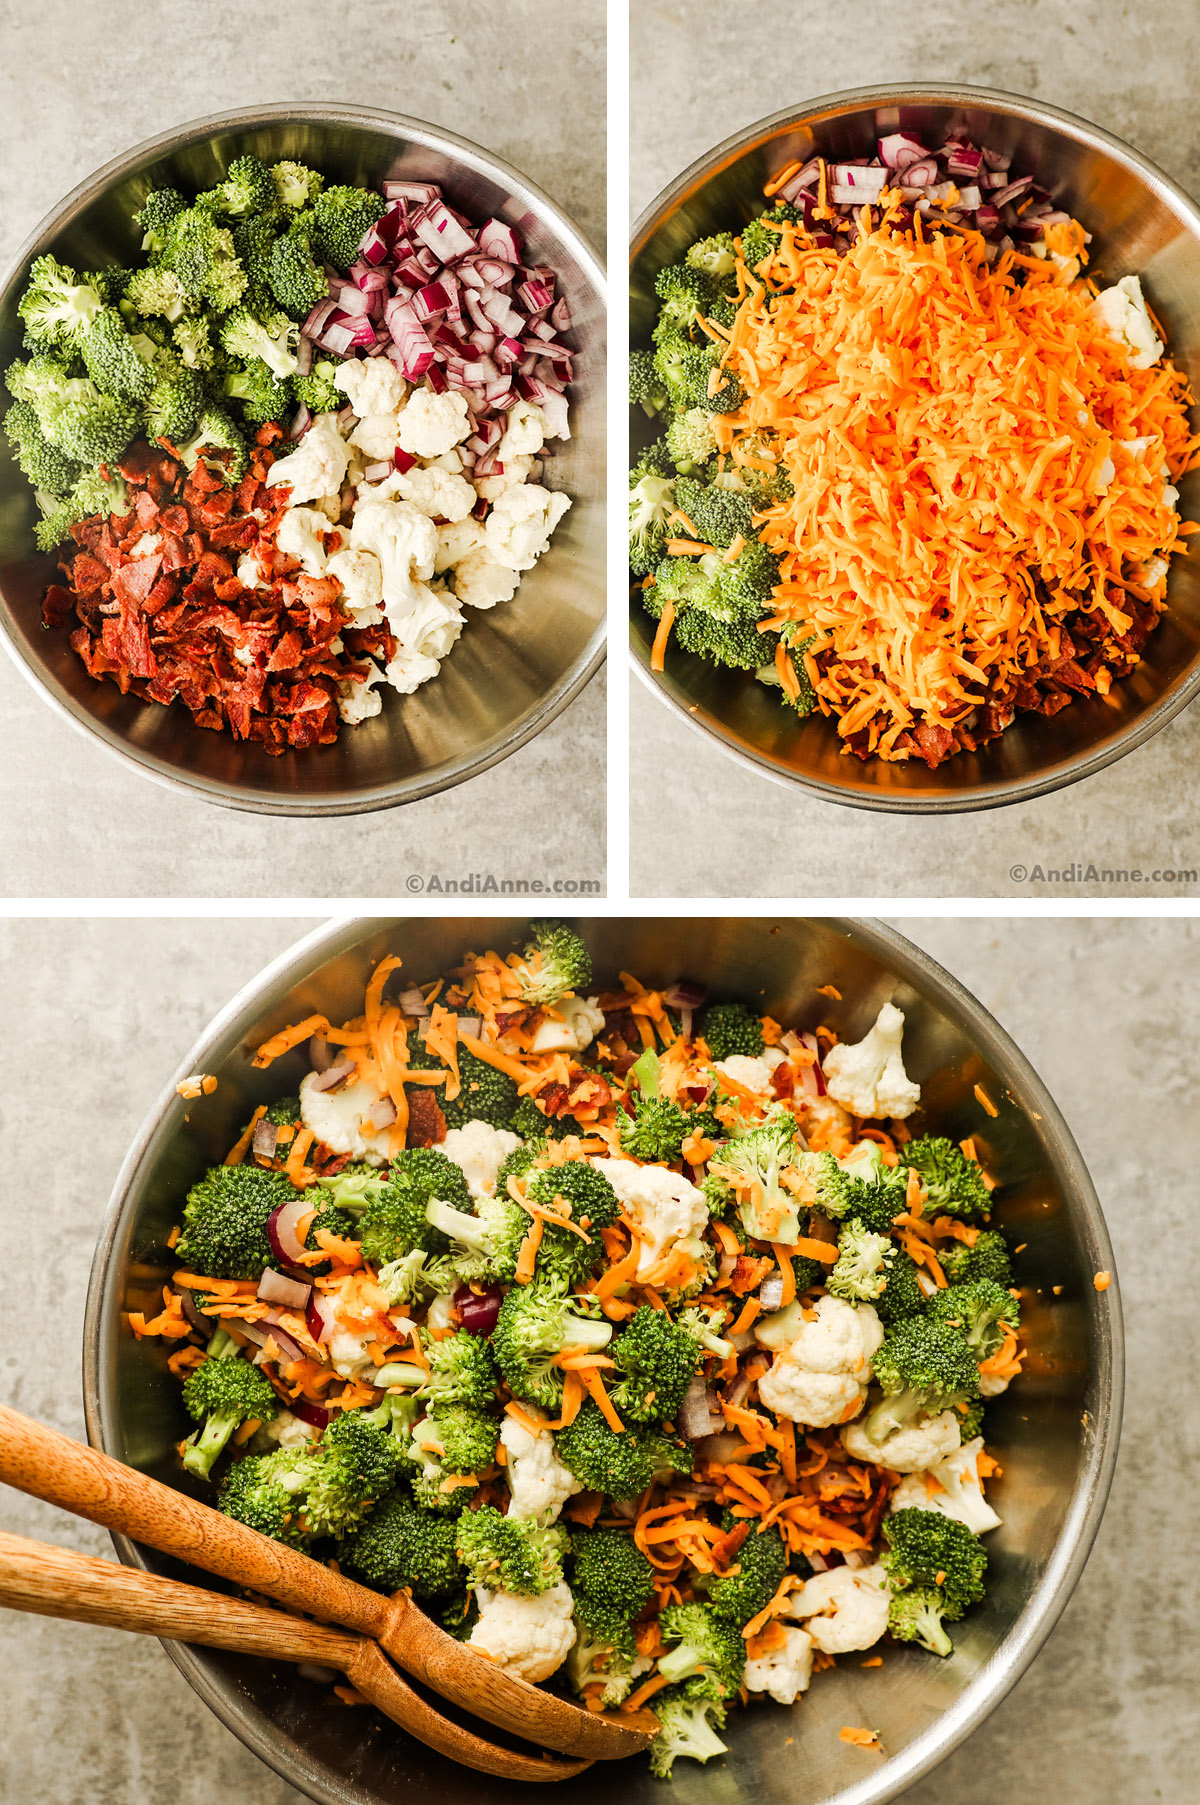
[365,1096,398,1132]
[306,1292,331,1346]
[308,1057,355,1094]
[252,1117,279,1160]
[309,1033,332,1071]
[173,1283,213,1335]
[267,1198,311,1265]
[290,1396,335,1429]
[363,460,392,483]
[478,218,522,263]
[398,985,430,1016]
[724,1368,755,1409]
[393,446,416,473]
[454,1284,503,1337]
[664,979,706,1010]
[257,1268,313,1310]
[238,1318,308,1365]
[679,1377,723,1440]
[798,1031,827,1097]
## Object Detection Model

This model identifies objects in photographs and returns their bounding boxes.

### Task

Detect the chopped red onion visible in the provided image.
[759,1272,786,1312]
[267,1198,312,1265]
[257,1268,313,1310]
[678,1377,723,1440]
[308,1057,355,1094]
[363,460,392,482]
[455,1283,503,1337]
[365,1096,398,1132]
[290,1396,335,1428]
[252,1117,279,1160]
[309,1033,332,1071]
[306,1292,331,1346]
[393,446,416,473]
[664,979,706,1010]
[398,985,430,1016]
[173,1283,213,1335]
[239,1318,307,1366]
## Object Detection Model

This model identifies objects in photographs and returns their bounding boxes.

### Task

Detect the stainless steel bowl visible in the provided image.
[0,105,605,815]
[631,84,1200,812]
[84,916,1121,1805]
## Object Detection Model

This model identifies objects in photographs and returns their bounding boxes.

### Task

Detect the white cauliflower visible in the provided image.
[1090,275,1164,369]
[822,1002,921,1120]
[267,414,351,505]
[476,452,535,502]
[757,1363,866,1429]
[299,1068,392,1164]
[441,1119,522,1201]
[452,548,521,610]
[498,398,549,460]
[396,387,472,458]
[979,1371,1011,1398]
[350,413,404,460]
[530,996,606,1055]
[841,1408,962,1473]
[434,517,486,573]
[390,588,464,661]
[311,1282,380,1381]
[592,1157,708,1282]
[743,1625,814,1704]
[468,1583,576,1681]
[889,1438,1001,1534]
[383,645,442,693]
[786,1563,891,1654]
[311,491,344,525]
[236,550,269,590]
[336,668,385,726]
[756,1295,883,1429]
[797,1093,854,1144]
[334,357,407,418]
[275,504,332,578]
[326,547,384,625]
[386,463,477,522]
[500,1415,583,1524]
[349,494,438,627]
[715,1054,775,1095]
[254,1408,319,1451]
[485,483,571,572]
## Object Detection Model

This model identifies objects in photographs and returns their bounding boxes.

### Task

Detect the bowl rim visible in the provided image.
[82,914,1124,1805]
[0,102,607,817]
[629,80,1200,815]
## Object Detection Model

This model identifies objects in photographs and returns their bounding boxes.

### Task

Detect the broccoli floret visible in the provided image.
[222,361,294,427]
[220,303,300,379]
[491,1278,613,1410]
[738,203,799,276]
[701,1170,736,1220]
[340,1487,463,1597]
[80,307,157,401]
[355,1147,472,1265]
[718,535,781,613]
[665,408,719,474]
[424,1187,528,1286]
[926,1281,1020,1360]
[90,267,135,305]
[172,317,217,371]
[956,1396,986,1442]
[873,1247,929,1324]
[629,457,676,577]
[17,256,105,350]
[571,1525,657,1620]
[159,207,247,312]
[175,1164,304,1279]
[700,1001,765,1062]
[292,356,342,414]
[135,186,187,254]
[674,605,766,670]
[887,1583,959,1657]
[37,378,141,466]
[418,1330,498,1410]
[443,1046,520,1131]
[304,1406,408,1537]
[376,1248,460,1307]
[939,1231,1013,1289]
[653,264,720,339]
[322,1159,387,1209]
[674,475,755,550]
[881,1507,988,1613]
[650,549,727,618]
[455,1504,567,1596]
[3,400,81,500]
[567,1607,640,1708]
[864,1317,981,1443]
[826,1219,895,1304]
[218,1447,313,1551]
[524,1160,621,1282]
[653,334,742,415]
[686,234,738,280]
[180,1329,278,1480]
[708,1105,801,1244]
[656,1601,746,1699]
[630,346,668,417]
[509,918,592,1006]
[198,154,276,219]
[268,221,329,318]
[175,405,249,482]
[144,367,206,444]
[903,1137,992,1220]
[757,624,818,716]
[508,1095,580,1143]
[33,468,129,553]
[557,1399,692,1500]
[649,1688,729,1777]
[123,266,193,324]
[702,1515,788,1628]
[310,185,387,270]
[799,1145,910,1233]
[271,160,325,211]
[408,1406,498,1512]
[618,1093,720,1165]
[608,1306,711,1423]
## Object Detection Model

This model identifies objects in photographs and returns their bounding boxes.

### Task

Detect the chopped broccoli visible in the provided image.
[340,1487,463,1598]
[567,1608,640,1708]
[491,1278,613,1410]
[175,1164,305,1279]
[455,1504,567,1596]
[649,1688,729,1777]
[197,155,276,219]
[408,1406,498,1511]
[798,1144,910,1233]
[218,1446,313,1551]
[310,184,387,269]
[881,1507,988,1613]
[376,1247,460,1307]
[887,1583,959,1657]
[629,455,676,577]
[757,624,818,716]
[305,1406,409,1537]
[686,233,738,280]
[159,207,247,312]
[17,256,105,350]
[557,1399,693,1500]
[145,366,206,443]
[939,1230,1013,1289]
[873,1247,929,1324]
[222,360,294,427]
[508,1094,580,1143]
[291,355,342,414]
[738,203,799,276]
[175,405,249,482]
[826,1219,895,1304]
[903,1136,992,1220]
[510,919,592,1006]
[405,1040,518,1132]
[708,1105,801,1244]
[665,408,718,474]
[33,468,129,553]
[674,474,755,550]
[674,604,765,669]
[423,1186,529,1286]
[268,221,328,318]
[717,534,781,613]
[656,1601,746,1699]
[618,1092,720,1165]
[135,187,187,254]
[219,303,300,379]
[418,1329,498,1410]
[653,333,743,415]
[571,1525,657,1621]
[123,266,193,324]
[271,160,326,211]
[3,400,81,500]
[30,365,142,466]
[702,1514,787,1628]
[355,1147,472,1265]
[926,1281,1021,1360]
[80,307,158,401]
[864,1317,981,1443]
[180,1329,278,1479]
[608,1305,711,1423]
[630,346,668,417]
[700,1001,765,1062]
[524,1159,621,1280]
[172,317,217,371]
[653,264,720,339]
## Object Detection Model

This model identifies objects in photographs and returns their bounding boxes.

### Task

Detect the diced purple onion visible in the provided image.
[759,1272,786,1312]
[267,1198,312,1265]
[291,1396,335,1428]
[257,1267,313,1310]
[239,1317,308,1366]
[455,1283,503,1337]
[308,1057,355,1094]
[306,1292,331,1346]
[664,979,706,1010]
[173,1284,213,1335]
[252,1117,279,1160]
[679,1378,724,1440]
[309,1033,332,1071]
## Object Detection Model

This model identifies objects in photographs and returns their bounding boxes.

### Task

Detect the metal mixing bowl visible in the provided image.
[0,105,605,815]
[631,84,1200,812]
[83,916,1121,1805]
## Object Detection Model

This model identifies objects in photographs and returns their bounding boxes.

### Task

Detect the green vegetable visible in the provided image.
[556,1399,692,1500]
[710,1105,801,1244]
[864,1317,981,1443]
[702,1514,787,1628]
[826,1219,895,1304]
[649,1688,729,1778]
[939,1231,1012,1289]
[656,1601,746,1699]
[903,1136,992,1220]
[180,1329,278,1480]
[218,1447,313,1551]
[701,1001,765,1061]
[926,1281,1020,1360]
[881,1507,987,1613]
[510,919,592,1006]
[17,256,105,350]
[491,1278,613,1410]
[340,1488,463,1598]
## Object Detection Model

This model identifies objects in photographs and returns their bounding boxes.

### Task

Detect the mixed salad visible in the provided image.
[630,128,1199,767]
[6,153,574,751]
[136,926,1022,1775]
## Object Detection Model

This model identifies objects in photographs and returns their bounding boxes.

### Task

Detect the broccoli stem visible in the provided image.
[863,1387,925,1443]
[425,1197,489,1252]
[656,1638,705,1685]
[559,1314,614,1353]
[182,1408,243,1479]
[373,1362,429,1389]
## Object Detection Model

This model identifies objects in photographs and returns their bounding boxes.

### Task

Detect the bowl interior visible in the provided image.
[631,88,1200,811]
[0,108,605,814]
[85,916,1119,1805]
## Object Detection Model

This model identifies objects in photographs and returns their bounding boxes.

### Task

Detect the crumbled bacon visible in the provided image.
[42,430,389,753]
[406,1087,447,1148]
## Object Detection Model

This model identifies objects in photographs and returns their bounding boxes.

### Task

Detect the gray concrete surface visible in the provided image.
[0,914,1194,1804]
[0,0,605,898]
[629,0,1200,899]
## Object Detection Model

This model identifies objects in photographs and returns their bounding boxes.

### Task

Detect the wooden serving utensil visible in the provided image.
[0,1530,588,1782]
[0,1404,657,1762]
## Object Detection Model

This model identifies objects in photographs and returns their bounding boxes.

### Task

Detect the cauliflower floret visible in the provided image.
[388,587,464,661]
[979,1371,1011,1398]
[326,547,384,625]
[396,387,472,458]
[451,548,521,610]
[756,1295,883,1429]
[715,1054,774,1095]
[434,517,486,574]
[1090,275,1164,370]
[349,493,439,628]
[336,667,386,726]
[311,1281,382,1381]
[236,550,269,591]
[500,1415,583,1525]
[475,452,535,502]
[498,399,549,460]
[889,1438,1001,1535]
[350,412,404,460]
[757,1363,867,1429]
[468,1582,576,1681]
[744,1625,814,1704]
[441,1119,522,1201]
[822,1002,921,1121]
[276,504,332,578]
[592,1157,708,1282]
[334,356,407,419]
[267,413,351,505]
[485,483,571,572]
[841,1408,963,1473]
[254,1407,319,1451]
[786,1563,891,1654]
[299,1068,392,1164]
[797,1093,854,1147]
[530,996,605,1055]
[383,646,441,693]
[386,463,477,522]
[311,491,344,525]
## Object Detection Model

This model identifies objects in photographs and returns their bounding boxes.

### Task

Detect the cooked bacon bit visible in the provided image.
[405,1085,447,1148]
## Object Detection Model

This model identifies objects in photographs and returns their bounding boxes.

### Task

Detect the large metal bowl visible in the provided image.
[83,916,1121,1805]
[0,105,606,815]
[631,84,1200,812]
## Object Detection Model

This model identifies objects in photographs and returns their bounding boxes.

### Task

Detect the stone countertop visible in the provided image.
[629,0,1200,899]
[0,913,1194,1803]
[0,0,606,898]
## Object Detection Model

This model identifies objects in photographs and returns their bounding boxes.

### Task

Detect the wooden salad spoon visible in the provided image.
[0,1404,657,1763]
[0,1530,588,1781]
